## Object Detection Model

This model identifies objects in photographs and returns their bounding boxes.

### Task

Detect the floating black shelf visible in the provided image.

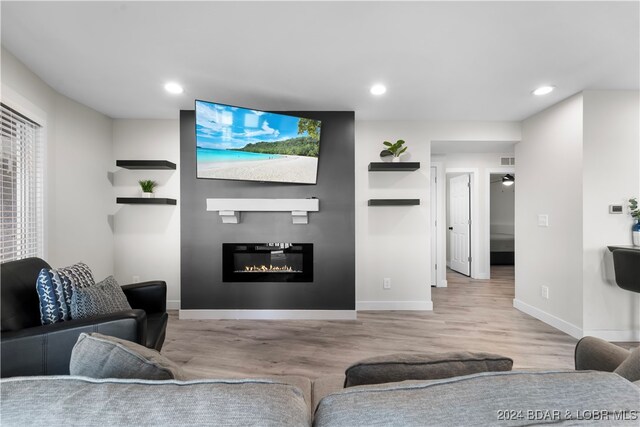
[117,197,177,205]
[368,162,420,172]
[368,199,420,206]
[116,160,176,170]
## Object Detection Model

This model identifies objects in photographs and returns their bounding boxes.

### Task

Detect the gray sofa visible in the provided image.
[1,337,638,426]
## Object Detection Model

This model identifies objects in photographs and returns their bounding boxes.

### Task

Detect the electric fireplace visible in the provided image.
[222,243,313,282]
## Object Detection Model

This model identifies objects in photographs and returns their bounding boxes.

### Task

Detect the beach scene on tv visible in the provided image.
[195,101,321,184]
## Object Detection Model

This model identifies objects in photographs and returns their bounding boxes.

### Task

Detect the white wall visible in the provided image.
[515,93,585,337]
[356,121,521,309]
[112,120,181,308]
[582,90,640,340]
[1,47,115,279]
[490,175,515,235]
[515,91,640,340]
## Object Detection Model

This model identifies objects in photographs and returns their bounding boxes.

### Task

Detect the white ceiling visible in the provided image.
[1,1,638,120]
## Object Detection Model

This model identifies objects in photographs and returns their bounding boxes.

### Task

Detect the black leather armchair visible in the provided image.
[1,257,168,377]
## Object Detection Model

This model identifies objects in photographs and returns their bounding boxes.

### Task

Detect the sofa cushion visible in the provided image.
[70,333,186,380]
[615,346,640,382]
[70,276,131,319]
[0,376,310,427]
[35,262,95,324]
[344,352,513,387]
[316,370,640,427]
[575,336,631,371]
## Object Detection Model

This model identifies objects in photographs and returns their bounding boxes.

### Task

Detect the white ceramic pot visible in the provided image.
[633,230,640,246]
[141,192,154,199]
[392,156,400,163]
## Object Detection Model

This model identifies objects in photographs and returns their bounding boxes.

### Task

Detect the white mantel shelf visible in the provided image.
[206,198,320,224]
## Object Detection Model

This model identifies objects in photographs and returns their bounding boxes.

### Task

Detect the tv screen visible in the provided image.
[195,100,321,184]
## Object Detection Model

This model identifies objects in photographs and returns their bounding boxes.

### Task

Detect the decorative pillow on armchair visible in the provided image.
[70,276,131,319]
[70,333,187,380]
[36,262,95,325]
[344,352,514,387]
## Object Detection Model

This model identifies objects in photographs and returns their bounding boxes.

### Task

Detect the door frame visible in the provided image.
[444,167,481,279]
[484,166,516,279]
[431,163,447,287]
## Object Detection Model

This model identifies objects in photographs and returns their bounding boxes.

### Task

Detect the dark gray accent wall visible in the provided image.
[180,110,355,310]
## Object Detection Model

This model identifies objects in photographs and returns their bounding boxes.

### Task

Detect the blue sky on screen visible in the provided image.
[196,101,304,150]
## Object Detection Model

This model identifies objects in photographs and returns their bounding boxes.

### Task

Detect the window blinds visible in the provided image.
[1,103,43,262]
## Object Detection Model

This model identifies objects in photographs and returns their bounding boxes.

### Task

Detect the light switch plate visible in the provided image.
[537,214,549,227]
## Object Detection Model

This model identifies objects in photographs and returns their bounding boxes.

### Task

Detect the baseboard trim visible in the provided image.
[513,299,582,339]
[582,329,640,342]
[356,301,433,311]
[437,280,448,288]
[178,309,357,320]
[167,300,180,310]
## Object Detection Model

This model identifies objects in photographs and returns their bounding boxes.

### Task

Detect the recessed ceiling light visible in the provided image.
[370,84,387,96]
[532,86,555,96]
[164,82,184,94]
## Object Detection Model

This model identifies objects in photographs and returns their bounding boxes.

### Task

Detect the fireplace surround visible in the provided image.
[222,243,313,282]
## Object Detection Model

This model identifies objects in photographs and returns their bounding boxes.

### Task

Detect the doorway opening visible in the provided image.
[489,173,515,266]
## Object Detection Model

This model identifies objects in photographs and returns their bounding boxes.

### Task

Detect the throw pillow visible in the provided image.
[56,262,95,307]
[35,262,95,325]
[70,276,131,320]
[344,352,514,387]
[70,333,188,380]
[36,268,68,325]
[614,346,640,382]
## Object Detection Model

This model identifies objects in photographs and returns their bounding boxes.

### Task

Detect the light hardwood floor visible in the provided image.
[162,266,624,379]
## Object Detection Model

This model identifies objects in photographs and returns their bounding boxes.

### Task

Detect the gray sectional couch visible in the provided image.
[1,336,638,426]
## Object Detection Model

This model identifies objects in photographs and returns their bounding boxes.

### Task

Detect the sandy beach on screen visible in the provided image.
[198,155,318,183]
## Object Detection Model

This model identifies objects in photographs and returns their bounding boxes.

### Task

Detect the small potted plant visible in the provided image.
[139,180,158,198]
[629,197,640,246]
[380,139,408,162]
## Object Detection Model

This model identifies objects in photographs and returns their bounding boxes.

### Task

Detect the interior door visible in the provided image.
[430,167,437,286]
[449,174,471,276]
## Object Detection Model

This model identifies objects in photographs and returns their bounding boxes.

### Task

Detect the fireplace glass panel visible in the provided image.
[223,243,313,282]
[234,253,303,273]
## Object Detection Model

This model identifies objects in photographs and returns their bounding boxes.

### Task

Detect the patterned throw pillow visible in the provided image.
[35,262,95,325]
[36,269,67,325]
[71,276,131,320]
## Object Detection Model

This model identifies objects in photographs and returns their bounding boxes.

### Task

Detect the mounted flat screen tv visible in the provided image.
[195,100,321,184]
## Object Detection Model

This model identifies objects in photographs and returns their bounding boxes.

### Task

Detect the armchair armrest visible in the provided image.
[122,281,166,314]
[575,336,631,372]
[1,309,147,378]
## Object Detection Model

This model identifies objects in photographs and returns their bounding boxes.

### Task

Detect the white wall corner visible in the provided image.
[513,299,582,339]
[356,300,433,311]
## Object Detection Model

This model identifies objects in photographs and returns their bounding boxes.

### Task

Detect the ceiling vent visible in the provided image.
[500,157,515,166]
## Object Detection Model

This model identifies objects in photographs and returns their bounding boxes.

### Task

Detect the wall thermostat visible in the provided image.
[609,204,623,214]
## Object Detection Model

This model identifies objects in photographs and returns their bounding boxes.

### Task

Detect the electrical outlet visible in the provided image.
[541,285,549,299]
[383,278,391,289]
[132,275,140,283]
[537,214,549,227]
